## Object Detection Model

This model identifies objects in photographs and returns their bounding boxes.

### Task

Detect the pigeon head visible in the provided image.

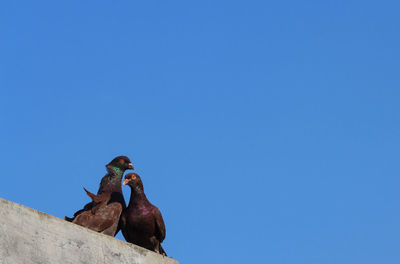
[123,173,143,190]
[106,156,134,171]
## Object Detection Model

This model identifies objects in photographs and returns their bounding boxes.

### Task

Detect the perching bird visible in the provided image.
[65,156,134,236]
[121,173,167,255]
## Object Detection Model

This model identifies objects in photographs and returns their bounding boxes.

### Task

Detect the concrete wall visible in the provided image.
[0,198,178,264]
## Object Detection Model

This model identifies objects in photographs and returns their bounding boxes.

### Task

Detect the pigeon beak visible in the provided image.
[123,179,130,185]
[128,163,134,170]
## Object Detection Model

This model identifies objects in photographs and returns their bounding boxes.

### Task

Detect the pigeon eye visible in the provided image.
[119,159,125,164]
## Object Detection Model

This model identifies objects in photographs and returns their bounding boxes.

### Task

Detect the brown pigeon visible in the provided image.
[120,173,167,255]
[65,156,134,236]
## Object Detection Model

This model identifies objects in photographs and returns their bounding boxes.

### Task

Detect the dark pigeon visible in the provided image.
[65,156,134,236]
[120,173,167,256]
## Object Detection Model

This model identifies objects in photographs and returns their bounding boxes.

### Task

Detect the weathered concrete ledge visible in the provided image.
[0,198,178,264]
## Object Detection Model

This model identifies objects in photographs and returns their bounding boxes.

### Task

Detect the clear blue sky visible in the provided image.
[1,1,399,263]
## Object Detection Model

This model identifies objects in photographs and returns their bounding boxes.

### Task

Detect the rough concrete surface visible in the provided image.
[0,198,178,264]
